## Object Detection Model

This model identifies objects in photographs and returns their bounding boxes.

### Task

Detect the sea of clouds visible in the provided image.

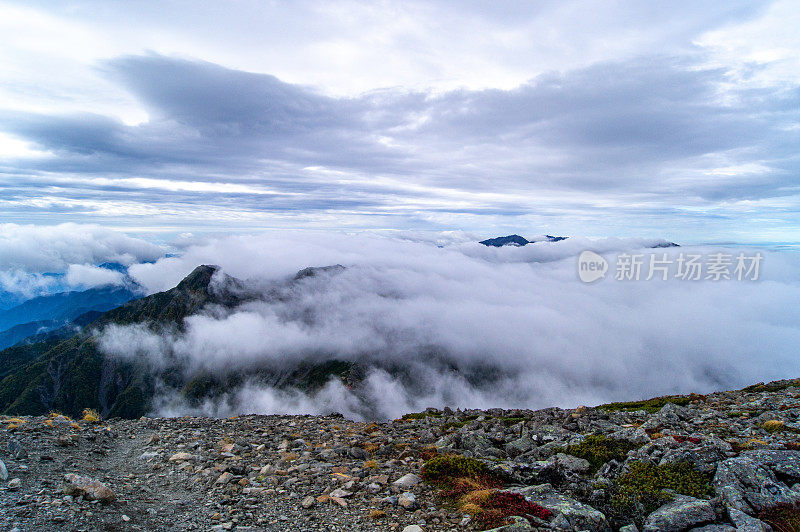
[0,223,163,306]
[109,231,800,420]
[1,223,798,420]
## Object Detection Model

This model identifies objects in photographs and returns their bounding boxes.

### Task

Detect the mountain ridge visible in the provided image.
[0,264,357,419]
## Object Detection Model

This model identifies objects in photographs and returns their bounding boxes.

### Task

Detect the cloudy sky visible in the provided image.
[1,1,798,243]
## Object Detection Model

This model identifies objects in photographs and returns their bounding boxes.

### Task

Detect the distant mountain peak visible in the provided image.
[479,235,530,247]
[293,264,346,280]
[176,265,220,291]
[479,234,569,247]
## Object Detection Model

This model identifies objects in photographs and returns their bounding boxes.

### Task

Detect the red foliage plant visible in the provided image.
[759,502,800,532]
[473,491,553,527]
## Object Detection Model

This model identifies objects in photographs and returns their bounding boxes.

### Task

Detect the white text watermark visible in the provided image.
[578,251,762,283]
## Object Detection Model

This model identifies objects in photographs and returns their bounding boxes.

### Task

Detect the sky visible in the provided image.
[0,1,799,243]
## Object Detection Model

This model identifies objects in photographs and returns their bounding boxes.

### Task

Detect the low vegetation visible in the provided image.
[563,434,640,472]
[465,490,552,529]
[421,454,503,490]
[763,420,800,434]
[759,502,800,532]
[598,394,702,413]
[421,454,549,529]
[82,408,101,423]
[400,411,442,421]
[743,380,800,393]
[611,461,712,525]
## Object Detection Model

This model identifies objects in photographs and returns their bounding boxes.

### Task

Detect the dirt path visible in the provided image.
[0,419,212,531]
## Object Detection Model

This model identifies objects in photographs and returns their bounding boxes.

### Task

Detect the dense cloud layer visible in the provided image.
[101,232,800,419]
[65,264,126,289]
[1,1,798,240]
[0,223,163,272]
[0,223,163,302]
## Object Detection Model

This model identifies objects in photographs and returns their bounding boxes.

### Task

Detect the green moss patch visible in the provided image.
[564,435,640,472]
[612,461,712,521]
[421,454,502,489]
[400,411,442,421]
[743,380,800,393]
[598,394,699,413]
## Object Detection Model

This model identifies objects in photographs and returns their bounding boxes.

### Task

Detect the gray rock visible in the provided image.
[727,507,771,532]
[506,433,537,456]
[688,526,736,531]
[347,447,367,459]
[611,427,651,445]
[300,495,315,509]
[401,526,425,532]
[7,438,25,459]
[216,472,234,484]
[641,403,686,430]
[52,415,70,426]
[555,452,591,474]
[512,484,610,532]
[7,477,21,490]
[714,456,800,514]
[619,525,640,532]
[660,443,727,475]
[459,433,493,453]
[0,459,7,481]
[743,450,800,482]
[642,495,715,532]
[398,492,418,509]
[550,513,572,530]
[62,473,116,503]
[392,473,422,488]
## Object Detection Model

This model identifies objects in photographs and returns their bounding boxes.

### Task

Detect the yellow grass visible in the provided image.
[82,408,101,423]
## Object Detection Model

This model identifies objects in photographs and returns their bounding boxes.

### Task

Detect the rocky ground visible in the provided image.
[2,379,800,532]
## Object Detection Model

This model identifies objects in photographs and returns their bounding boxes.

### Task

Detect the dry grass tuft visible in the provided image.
[82,408,101,423]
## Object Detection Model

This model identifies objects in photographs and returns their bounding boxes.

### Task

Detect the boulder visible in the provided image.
[300,496,315,509]
[742,450,800,482]
[660,443,728,475]
[714,456,800,514]
[216,472,234,484]
[641,403,687,430]
[392,473,422,489]
[610,427,651,446]
[555,452,592,474]
[726,507,771,532]
[642,495,715,532]
[512,484,610,532]
[398,492,418,509]
[62,473,116,503]
[168,452,196,462]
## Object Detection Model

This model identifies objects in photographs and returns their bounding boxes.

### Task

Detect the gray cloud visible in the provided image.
[1,49,798,240]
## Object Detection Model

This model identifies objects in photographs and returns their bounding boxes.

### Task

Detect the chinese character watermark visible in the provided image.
[578,251,762,283]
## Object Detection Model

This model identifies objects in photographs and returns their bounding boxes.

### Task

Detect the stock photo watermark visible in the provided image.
[578,251,763,283]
